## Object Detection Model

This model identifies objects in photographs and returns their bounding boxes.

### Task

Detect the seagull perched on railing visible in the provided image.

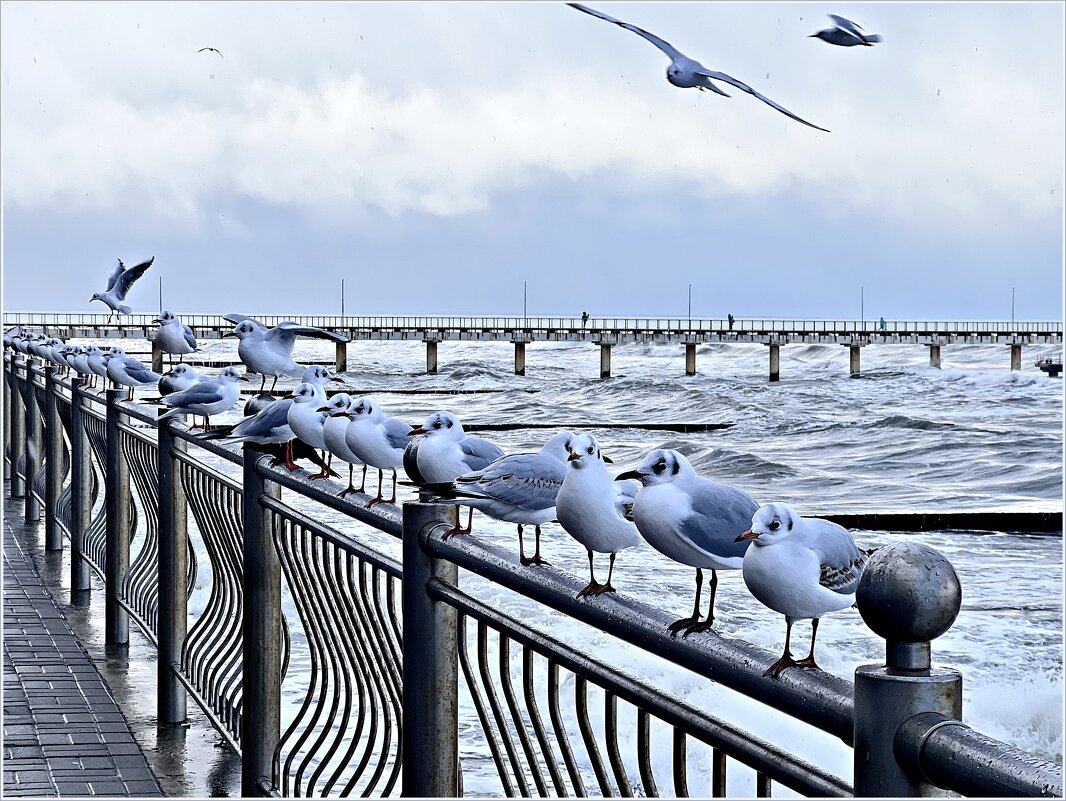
[556,433,642,598]
[430,432,574,566]
[159,366,247,430]
[810,15,881,47]
[617,449,758,636]
[318,393,367,497]
[224,313,349,393]
[105,346,162,400]
[567,2,829,132]
[340,397,414,506]
[153,310,198,367]
[90,257,154,322]
[736,503,867,678]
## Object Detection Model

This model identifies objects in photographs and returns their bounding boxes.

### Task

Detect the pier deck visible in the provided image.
[2,499,162,798]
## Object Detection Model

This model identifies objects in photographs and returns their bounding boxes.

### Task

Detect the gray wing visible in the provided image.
[224,313,266,328]
[123,360,161,383]
[113,257,154,299]
[231,398,291,437]
[567,3,683,60]
[828,14,865,36]
[105,259,124,291]
[383,417,414,450]
[811,528,867,595]
[182,324,197,349]
[164,380,223,407]
[267,322,349,344]
[677,481,760,558]
[694,68,830,132]
[459,435,505,471]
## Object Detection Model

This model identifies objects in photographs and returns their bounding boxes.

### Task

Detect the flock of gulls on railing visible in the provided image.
[6,255,875,680]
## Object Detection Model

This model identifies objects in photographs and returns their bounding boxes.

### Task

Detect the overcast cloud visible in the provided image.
[2,2,1063,319]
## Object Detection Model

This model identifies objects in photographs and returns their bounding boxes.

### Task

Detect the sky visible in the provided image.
[1,1,1063,320]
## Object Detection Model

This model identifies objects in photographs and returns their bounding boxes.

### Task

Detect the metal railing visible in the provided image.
[4,310,1063,336]
[3,351,1062,798]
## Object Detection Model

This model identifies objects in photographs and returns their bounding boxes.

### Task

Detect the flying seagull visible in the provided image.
[90,257,154,322]
[567,2,829,132]
[198,47,224,57]
[810,15,881,47]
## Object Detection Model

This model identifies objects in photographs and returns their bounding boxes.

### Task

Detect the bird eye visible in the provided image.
[587,445,595,455]
[433,421,442,429]
[769,520,781,531]
[653,461,666,473]
[355,404,363,413]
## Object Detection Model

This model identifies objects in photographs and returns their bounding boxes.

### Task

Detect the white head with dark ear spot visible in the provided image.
[289,382,319,404]
[159,310,177,323]
[320,392,351,415]
[542,431,575,463]
[108,346,126,358]
[618,448,694,486]
[232,320,259,339]
[418,410,464,439]
[566,432,604,470]
[746,503,801,545]
[219,366,244,382]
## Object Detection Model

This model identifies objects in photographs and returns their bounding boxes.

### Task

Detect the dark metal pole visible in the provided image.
[69,379,92,591]
[4,355,13,484]
[11,356,27,496]
[105,388,130,645]
[24,358,42,521]
[401,501,460,797]
[44,364,64,550]
[241,449,282,796]
[157,412,188,723]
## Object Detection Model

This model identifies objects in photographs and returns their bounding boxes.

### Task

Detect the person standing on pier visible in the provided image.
[581,311,589,329]
[728,313,735,330]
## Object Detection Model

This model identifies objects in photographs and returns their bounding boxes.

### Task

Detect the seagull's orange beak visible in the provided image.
[734,530,759,542]
[408,427,426,436]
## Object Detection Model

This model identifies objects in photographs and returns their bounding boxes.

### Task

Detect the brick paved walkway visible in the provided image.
[3,518,162,797]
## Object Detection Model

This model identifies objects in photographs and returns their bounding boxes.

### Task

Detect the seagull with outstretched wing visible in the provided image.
[90,257,154,322]
[198,47,223,57]
[224,313,349,392]
[810,15,882,47]
[567,2,829,132]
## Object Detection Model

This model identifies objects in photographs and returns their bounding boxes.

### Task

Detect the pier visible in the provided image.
[3,351,1062,798]
[4,313,1062,379]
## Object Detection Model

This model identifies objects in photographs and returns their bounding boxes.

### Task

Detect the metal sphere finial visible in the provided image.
[857,541,962,644]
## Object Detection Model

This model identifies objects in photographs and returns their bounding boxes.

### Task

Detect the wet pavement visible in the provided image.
[3,489,242,797]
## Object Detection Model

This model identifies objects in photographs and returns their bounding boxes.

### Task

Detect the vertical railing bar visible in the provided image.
[604,691,634,797]
[44,364,65,550]
[498,634,549,796]
[637,708,659,797]
[477,622,530,797]
[547,662,588,797]
[522,647,569,796]
[575,676,614,797]
[24,357,41,521]
[104,388,131,645]
[756,771,772,797]
[712,747,727,798]
[69,379,92,590]
[456,613,517,798]
[158,415,188,724]
[672,728,689,798]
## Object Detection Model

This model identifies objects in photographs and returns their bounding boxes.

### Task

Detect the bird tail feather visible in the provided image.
[865,34,882,43]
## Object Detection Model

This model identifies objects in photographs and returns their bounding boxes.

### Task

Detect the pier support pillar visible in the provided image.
[151,340,163,374]
[768,344,781,383]
[514,341,526,376]
[599,344,612,379]
[685,343,696,376]
[1010,344,1022,371]
[335,341,348,374]
[425,340,438,374]
[928,344,942,369]
[849,345,862,378]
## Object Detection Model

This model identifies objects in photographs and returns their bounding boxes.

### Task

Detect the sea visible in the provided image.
[84,333,1066,795]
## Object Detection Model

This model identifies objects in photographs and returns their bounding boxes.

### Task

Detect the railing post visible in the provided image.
[105,388,130,645]
[24,357,42,521]
[241,449,282,797]
[157,412,188,723]
[44,364,64,550]
[69,379,92,591]
[4,355,14,483]
[401,501,460,797]
[853,542,963,797]
[10,356,27,498]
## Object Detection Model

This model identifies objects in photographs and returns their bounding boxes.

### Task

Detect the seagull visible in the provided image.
[810,15,881,47]
[341,397,413,506]
[69,346,93,380]
[405,411,505,537]
[567,2,829,132]
[153,310,198,367]
[617,449,759,636]
[159,366,247,430]
[158,363,206,397]
[90,257,154,322]
[318,393,367,497]
[84,345,110,388]
[735,502,867,678]
[556,433,642,598]
[432,432,574,565]
[198,46,223,57]
[224,313,349,393]
[105,346,162,400]
[285,382,333,479]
